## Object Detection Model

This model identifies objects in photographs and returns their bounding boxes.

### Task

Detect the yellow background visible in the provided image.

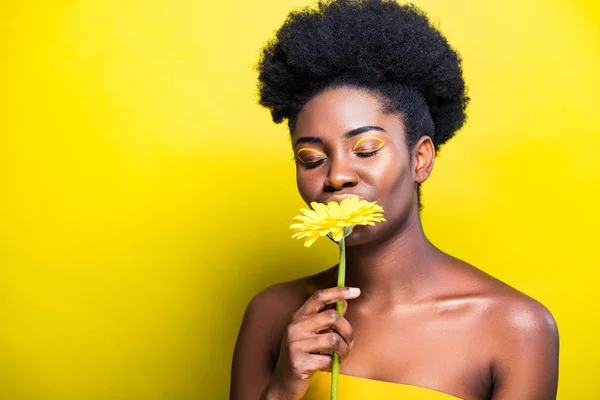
[1,0,598,398]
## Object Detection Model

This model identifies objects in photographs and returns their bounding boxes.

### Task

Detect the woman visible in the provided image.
[230,1,559,399]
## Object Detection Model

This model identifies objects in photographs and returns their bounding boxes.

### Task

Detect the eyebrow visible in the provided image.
[293,125,388,147]
[294,136,323,146]
[345,125,387,138]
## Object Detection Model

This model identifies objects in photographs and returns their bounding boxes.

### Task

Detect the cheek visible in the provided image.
[375,155,415,215]
[373,150,412,194]
[296,169,319,204]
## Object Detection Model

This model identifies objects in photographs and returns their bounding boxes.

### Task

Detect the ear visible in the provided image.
[413,136,435,184]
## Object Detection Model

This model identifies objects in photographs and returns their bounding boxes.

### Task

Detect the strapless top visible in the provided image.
[302,371,463,399]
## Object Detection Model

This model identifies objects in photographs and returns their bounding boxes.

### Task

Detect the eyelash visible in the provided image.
[303,159,326,169]
[355,150,380,158]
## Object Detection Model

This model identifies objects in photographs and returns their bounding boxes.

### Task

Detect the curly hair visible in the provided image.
[256,0,469,151]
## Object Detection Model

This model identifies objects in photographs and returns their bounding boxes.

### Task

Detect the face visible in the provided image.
[291,86,435,246]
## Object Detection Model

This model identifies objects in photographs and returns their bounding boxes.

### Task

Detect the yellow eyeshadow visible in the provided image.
[296,147,325,163]
[352,136,385,151]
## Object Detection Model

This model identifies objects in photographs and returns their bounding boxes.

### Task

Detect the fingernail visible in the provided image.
[348,287,360,295]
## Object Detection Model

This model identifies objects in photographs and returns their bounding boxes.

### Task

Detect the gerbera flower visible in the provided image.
[290,197,385,247]
[289,196,385,399]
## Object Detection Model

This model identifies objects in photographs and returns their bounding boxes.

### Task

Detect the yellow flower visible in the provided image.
[290,197,385,247]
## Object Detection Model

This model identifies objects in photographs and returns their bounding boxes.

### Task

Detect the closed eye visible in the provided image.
[352,136,385,158]
[355,150,379,158]
[302,159,326,169]
[297,147,326,168]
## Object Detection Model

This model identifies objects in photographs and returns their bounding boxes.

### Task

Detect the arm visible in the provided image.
[490,300,559,400]
[230,285,290,400]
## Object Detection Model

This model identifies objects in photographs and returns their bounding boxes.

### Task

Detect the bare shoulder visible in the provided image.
[466,262,555,337]
[242,267,338,360]
[480,274,559,359]
[447,255,558,337]
[481,280,559,397]
[442,255,559,385]
[248,267,336,320]
[488,284,558,340]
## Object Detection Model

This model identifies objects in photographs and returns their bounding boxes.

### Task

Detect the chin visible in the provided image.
[343,225,380,247]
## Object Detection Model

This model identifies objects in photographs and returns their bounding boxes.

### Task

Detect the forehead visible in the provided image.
[292,86,406,141]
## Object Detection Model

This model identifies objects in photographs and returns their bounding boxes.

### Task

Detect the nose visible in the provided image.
[324,156,358,191]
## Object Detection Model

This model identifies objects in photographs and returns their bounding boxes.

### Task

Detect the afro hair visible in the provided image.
[256,0,469,151]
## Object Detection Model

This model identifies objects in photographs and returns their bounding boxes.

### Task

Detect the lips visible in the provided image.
[323,194,367,204]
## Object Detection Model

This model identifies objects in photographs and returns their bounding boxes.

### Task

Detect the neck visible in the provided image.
[344,212,440,310]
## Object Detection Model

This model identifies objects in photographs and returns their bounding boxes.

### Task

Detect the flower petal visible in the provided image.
[304,235,320,247]
[291,198,385,245]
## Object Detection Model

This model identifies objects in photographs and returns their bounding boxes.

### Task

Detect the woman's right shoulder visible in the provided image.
[247,267,337,322]
[236,268,337,369]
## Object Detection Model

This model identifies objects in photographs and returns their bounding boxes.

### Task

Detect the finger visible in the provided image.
[322,299,347,316]
[294,354,333,376]
[312,354,335,372]
[294,287,360,320]
[293,333,351,363]
[323,300,346,314]
[291,308,354,347]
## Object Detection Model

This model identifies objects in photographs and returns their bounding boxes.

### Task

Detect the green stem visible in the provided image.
[331,234,346,400]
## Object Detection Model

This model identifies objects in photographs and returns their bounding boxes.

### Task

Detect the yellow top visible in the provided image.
[302,371,463,400]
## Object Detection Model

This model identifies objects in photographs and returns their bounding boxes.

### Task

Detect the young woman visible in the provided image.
[230,1,559,399]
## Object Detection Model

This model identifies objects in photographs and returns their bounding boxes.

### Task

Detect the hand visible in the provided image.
[264,287,361,400]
